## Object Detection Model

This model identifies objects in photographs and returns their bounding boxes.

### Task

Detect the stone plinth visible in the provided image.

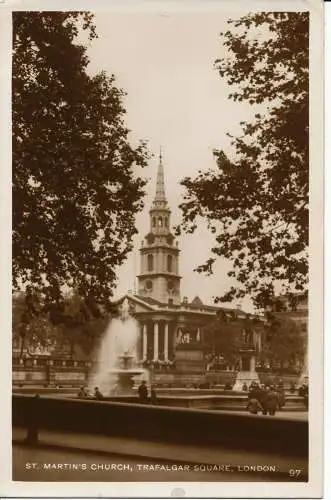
[175,343,205,374]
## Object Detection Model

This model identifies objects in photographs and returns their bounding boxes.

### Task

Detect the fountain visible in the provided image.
[108,350,146,393]
[89,299,148,395]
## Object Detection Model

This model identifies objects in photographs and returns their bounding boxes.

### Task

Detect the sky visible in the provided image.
[85,12,257,312]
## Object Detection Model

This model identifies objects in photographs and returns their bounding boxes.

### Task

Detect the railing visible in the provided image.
[12,357,94,368]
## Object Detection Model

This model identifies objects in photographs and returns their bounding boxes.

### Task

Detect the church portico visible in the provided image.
[138,317,177,362]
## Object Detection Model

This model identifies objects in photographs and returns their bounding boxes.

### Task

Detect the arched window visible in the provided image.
[152,217,156,227]
[165,217,169,227]
[147,254,154,271]
[167,255,173,272]
[158,217,163,227]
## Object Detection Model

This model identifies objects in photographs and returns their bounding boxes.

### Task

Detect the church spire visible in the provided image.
[153,147,167,203]
[138,151,181,305]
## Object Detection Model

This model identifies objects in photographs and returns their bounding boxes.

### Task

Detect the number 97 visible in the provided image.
[289,469,302,477]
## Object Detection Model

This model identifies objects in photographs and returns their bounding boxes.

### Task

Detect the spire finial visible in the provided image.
[159,145,163,164]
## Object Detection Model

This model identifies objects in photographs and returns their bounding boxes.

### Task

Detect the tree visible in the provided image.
[12,291,110,359]
[261,316,306,372]
[12,292,59,358]
[202,312,260,366]
[52,292,110,358]
[13,12,148,312]
[178,13,308,309]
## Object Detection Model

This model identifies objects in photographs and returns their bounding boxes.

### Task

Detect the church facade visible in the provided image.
[115,154,261,371]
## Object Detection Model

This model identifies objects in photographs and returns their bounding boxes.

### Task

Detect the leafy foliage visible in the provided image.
[178,12,309,308]
[202,312,261,365]
[13,292,60,357]
[12,291,110,358]
[261,315,306,370]
[13,12,148,310]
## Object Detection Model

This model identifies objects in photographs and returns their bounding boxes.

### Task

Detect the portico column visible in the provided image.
[142,324,147,360]
[153,322,159,361]
[164,323,169,361]
[173,328,178,347]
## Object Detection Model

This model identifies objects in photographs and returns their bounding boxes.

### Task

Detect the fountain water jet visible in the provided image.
[89,313,148,395]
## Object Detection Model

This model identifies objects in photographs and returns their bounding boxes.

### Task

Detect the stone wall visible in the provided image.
[12,358,90,387]
[13,394,308,458]
[12,358,301,389]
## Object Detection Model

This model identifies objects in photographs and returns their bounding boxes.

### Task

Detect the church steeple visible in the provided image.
[152,147,167,208]
[149,149,171,235]
[137,151,181,304]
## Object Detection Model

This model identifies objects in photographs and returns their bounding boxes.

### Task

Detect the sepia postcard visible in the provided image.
[0,0,324,498]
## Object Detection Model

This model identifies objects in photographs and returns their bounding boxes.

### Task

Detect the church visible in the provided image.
[115,153,262,375]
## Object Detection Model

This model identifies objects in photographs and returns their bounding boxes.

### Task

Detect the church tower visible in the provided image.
[137,151,181,304]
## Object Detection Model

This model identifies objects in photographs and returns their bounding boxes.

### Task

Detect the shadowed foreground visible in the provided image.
[12,427,308,482]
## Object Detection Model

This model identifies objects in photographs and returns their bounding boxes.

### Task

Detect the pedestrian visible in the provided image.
[249,382,260,400]
[138,380,148,404]
[258,384,269,415]
[77,386,85,397]
[77,386,88,398]
[150,384,158,405]
[242,382,248,392]
[94,386,104,400]
[247,397,263,415]
[266,385,279,416]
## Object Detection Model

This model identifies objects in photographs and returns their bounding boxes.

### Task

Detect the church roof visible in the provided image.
[134,294,163,306]
[113,293,263,321]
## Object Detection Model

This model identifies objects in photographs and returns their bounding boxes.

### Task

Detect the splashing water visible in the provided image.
[89,316,147,395]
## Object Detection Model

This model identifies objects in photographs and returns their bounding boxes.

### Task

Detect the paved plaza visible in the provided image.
[12,422,308,482]
[14,444,266,482]
[218,410,308,420]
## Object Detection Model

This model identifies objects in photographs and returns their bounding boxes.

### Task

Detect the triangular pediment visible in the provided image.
[114,294,156,317]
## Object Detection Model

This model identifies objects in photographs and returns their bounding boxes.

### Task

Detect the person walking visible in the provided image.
[258,384,269,415]
[138,380,148,404]
[247,397,263,414]
[247,383,262,414]
[266,385,279,416]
